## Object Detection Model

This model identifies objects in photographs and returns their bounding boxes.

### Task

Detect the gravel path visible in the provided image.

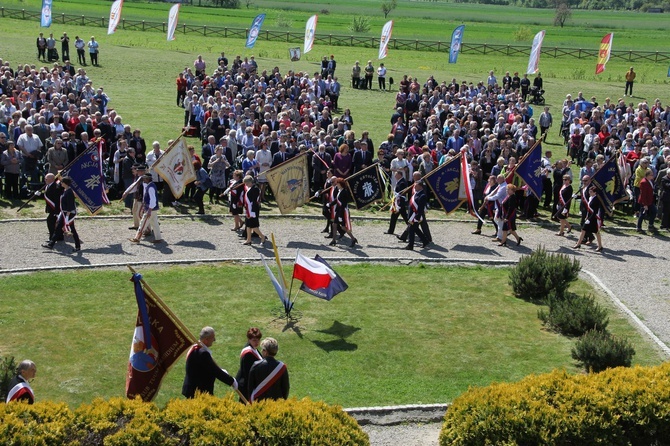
[2,214,669,446]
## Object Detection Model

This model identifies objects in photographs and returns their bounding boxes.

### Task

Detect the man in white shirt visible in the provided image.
[377,63,387,91]
[17,124,43,183]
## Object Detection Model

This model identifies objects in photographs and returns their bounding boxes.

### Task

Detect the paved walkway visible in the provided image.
[2,214,669,446]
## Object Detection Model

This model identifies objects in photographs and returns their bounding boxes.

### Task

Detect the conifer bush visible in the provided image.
[571,329,635,373]
[508,246,580,302]
[0,355,17,402]
[440,363,670,446]
[538,293,609,337]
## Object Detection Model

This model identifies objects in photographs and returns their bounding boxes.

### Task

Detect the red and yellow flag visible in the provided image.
[595,33,613,75]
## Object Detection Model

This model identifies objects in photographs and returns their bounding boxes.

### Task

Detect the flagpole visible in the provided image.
[127,265,249,404]
[271,233,289,290]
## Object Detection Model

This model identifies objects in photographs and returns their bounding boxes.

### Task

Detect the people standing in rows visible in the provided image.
[43,176,81,253]
[87,36,99,66]
[1,141,22,199]
[351,61,361,89]
[36,33,47,61]
[60,32,70,62]
[207,145,229,204]
[75,35,86,65]
[377,63,387,91]
[363,61,374,90]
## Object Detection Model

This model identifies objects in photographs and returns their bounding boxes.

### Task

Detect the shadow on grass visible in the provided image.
[174,240,216,250]
[317,321,361,338]
[311,338,358,353]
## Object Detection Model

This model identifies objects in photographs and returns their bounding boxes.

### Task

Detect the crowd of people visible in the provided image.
[2,44,670,254]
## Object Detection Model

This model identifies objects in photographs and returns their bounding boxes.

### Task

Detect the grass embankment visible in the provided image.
[0,264,664,408]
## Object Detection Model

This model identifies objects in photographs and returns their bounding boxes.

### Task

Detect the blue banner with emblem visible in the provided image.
[246,13,265,49]
[60,142,110,215]
[345,164,383,210]
[40,0,52,27]
[514,140,543,199]
[424,153,465,215]
[591,154,628,214]
[449,25,465,64]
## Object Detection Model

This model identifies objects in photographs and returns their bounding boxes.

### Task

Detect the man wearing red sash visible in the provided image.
[6,360,36,404]
[249,338,289,402]
[181,327,237,399]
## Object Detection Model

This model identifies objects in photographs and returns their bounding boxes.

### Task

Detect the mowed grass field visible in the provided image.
[0,264,665,408]
[2,0,669,49]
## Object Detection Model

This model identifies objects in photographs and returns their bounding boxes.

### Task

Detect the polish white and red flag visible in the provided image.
[293,251,335,290]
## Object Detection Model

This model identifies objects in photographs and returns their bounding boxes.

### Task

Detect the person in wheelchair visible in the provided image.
[529,86,545,105]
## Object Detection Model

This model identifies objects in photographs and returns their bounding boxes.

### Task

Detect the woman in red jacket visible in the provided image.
[637,168,657,233]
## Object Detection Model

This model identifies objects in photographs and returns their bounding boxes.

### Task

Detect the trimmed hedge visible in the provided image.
[0,394,369,445]
[440,362,670,446]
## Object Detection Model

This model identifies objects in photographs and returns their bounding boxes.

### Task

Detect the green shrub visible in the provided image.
[0,395,369,445]
[538,293,609,337]
[508,246,580,302]
[0,355,17,403]
[349,16,371,33]
[572,329,635,373]
[440,363,670,445]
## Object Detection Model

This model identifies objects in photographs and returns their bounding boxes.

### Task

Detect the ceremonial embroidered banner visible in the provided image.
[246,13,265,48]
[449,25,465,64]
[299,255,348,301]
[378,20,393,60]
[591,155,628,214]
[527,30,545,74]
[126,271,196,402]
[167,3,180,41]
[514,140,543,199]
[108,0,123,35]
[595,33,613,75]
[266,153,310,214]
[425,153,465,215]
[60,142,110,215]
[345,164,383,210]
[304,15,318,54]
[40,0,52,28]
[152,136,196,199]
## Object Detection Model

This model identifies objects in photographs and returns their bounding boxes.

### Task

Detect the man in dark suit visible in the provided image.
[248,337,289,402]
[271,144,290,168]
[182,326,237,399]
[386,171,408,235]
[404,180,430,250]
[41,173,63,242]
[352,141,373,174]
[43,176,81,252]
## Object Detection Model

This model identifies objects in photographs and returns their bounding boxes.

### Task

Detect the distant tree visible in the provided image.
[554,1,572,27]
[381,0,398,18]
[244,0,254,8]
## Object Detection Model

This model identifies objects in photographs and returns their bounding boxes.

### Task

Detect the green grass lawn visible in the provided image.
[0,264,664,408]
[2,0,669,49]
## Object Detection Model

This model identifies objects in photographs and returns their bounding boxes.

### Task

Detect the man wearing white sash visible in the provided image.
[249,338,289,402]
[6,360,36,404]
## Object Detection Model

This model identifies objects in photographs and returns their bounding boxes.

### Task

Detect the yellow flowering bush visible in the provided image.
[0,394,369,446]
[440,362,670,445]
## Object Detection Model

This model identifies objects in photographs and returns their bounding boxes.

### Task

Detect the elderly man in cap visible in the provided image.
[129,172,163,244]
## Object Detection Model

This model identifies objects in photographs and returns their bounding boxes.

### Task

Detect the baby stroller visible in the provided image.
[529,86,545,105]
